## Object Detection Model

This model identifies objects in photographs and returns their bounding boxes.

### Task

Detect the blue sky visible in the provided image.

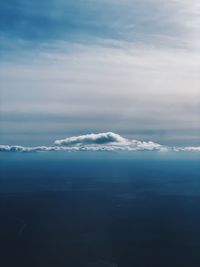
[0,0,200,146]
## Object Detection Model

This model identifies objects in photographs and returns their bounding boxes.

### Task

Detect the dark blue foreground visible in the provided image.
[0,152,200,267]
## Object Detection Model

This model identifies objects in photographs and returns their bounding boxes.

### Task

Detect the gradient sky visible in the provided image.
[0,0,200,146]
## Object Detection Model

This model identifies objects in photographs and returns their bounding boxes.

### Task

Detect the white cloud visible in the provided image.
[0,132,199,153]
[173,146,200,152]
[54,132,128,146]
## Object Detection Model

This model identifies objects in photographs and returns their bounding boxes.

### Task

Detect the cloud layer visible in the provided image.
[0,132,199,153]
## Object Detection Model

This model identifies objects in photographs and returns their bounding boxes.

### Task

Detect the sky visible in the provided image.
[0,0,200,146]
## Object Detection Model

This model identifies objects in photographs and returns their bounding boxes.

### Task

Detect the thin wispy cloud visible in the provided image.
[0,42,199,145]
[1,0,200,47]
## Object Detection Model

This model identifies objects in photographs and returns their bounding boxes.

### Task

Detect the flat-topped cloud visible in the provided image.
[0,132,199,153]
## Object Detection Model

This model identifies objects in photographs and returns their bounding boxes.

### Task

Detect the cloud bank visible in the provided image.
[0,132,199,153]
